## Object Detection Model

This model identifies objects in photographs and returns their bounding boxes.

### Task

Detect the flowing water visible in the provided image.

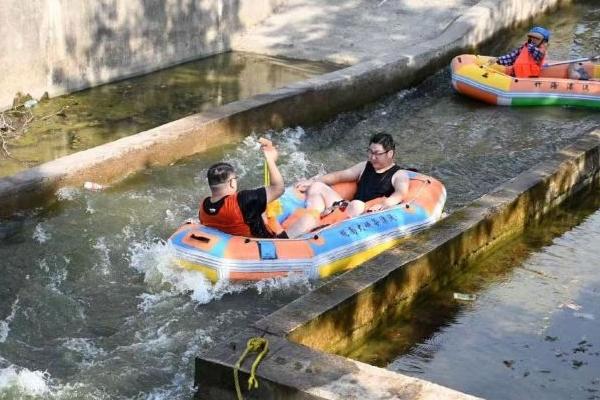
[0,2,599,399]
[0,52,338,177]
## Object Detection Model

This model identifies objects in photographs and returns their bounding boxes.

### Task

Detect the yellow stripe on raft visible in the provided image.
[176,260,219,283]
[594,64,600,80]
[457,57,512,92]
[176,238,409,282]
[318,237,404,279]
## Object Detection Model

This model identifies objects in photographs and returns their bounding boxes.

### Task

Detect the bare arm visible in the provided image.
[259,138,284,203]
[367,170,409,211]
[296,162,366,191]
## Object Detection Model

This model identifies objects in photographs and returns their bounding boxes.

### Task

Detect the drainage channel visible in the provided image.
[345,186,600,400]
[0,2,599,400]
[0,52,338,177]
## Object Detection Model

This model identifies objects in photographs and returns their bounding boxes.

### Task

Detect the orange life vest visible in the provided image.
[513,42,546,78]
[199,195,252,237]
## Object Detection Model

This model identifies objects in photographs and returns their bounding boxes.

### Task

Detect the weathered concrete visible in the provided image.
[233,0,569,65]
[196,328,481,400]
[0,0,284,110]
[195,129,600,399]
[0,0,573,215]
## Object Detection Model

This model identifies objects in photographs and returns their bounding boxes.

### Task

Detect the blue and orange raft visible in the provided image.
[168,170,446,282]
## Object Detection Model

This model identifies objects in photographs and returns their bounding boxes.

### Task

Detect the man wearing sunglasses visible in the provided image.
[286,132,409,238]
[199,139,287,238]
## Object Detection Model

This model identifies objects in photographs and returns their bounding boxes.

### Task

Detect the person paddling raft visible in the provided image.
[488,26,551,78]
[199,138,289,238]
[285,132,410,238]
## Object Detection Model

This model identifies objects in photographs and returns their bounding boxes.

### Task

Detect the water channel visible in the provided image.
[0,1,598,399]
[344,188,600,400]
[0,52,338,177]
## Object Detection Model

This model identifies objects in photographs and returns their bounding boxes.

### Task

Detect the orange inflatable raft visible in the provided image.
[168,170,446,283]
[451,54,600,108]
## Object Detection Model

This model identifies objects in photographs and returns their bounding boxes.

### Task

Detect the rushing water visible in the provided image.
[0,52,338,177]
[0,2,599,399]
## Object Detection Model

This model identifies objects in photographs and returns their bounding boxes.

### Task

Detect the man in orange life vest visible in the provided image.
[199,138,287,238]
[489,26,551,78]
[285,132,410,238]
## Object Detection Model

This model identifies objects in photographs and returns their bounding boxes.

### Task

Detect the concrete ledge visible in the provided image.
[257,129,600,352]
[0,0,569,215]
[196,328,481,400]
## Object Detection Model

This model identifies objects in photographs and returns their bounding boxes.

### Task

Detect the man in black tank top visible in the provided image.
[286,133,409,238]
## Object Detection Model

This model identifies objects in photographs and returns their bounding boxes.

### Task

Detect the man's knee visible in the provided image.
[307,181,329,196]
[346,200,365,217]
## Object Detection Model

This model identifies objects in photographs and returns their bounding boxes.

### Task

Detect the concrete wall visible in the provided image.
[0,0,283,110]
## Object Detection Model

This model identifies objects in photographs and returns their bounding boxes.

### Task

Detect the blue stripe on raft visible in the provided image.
[308,205,429,256]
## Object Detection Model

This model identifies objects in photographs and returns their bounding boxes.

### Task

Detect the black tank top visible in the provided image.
[354,162,401,202]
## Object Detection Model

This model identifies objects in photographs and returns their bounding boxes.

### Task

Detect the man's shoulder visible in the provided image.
[237,187,267,207]
[238,187,266,198]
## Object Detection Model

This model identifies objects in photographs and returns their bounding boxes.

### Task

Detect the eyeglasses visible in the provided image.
[228,176,238,184]
[367,148,391,157]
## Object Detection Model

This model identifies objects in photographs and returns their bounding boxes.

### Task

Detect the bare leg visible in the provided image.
[346,200,365,217]
[304,182,343,211]
[286,182,342,238]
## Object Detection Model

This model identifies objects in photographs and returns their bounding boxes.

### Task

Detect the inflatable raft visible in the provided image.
[168,170,446,283]
[451,54,600,108]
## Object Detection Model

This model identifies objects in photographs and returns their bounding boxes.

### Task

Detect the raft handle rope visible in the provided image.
[233,337,269,400]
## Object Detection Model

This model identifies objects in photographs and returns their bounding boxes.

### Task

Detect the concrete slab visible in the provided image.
[232,0,568,65]
[196,328,481,399]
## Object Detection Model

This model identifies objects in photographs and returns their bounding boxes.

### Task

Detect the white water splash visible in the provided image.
[48,267,68,293]
[254,274,313,297]
[92,237,111,275]
[55,187,79,201]
[0,298,19,343]
[38,259,50,273]
[129,240,275,304]
[0,366,51,397]
[33,224,51,243]
[128,240,213,303]
[214,127,311,184]
[61,338,106,367]
[137,291,173,312]
[396,87,416,101]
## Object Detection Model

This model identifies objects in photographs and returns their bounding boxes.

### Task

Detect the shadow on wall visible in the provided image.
[230,0,502,65]
[50,0,244,96]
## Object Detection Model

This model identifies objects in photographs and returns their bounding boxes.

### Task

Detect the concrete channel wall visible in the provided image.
[0,0,571,216]
[0,0,284,110]
[195,130,599,399]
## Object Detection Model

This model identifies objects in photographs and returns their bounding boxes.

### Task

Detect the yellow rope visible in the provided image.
[233,337,269,400]
[264,159,270,187]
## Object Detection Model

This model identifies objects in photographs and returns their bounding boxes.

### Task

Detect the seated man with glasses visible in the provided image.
[199,139,287,238]
[285,132,409,238]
